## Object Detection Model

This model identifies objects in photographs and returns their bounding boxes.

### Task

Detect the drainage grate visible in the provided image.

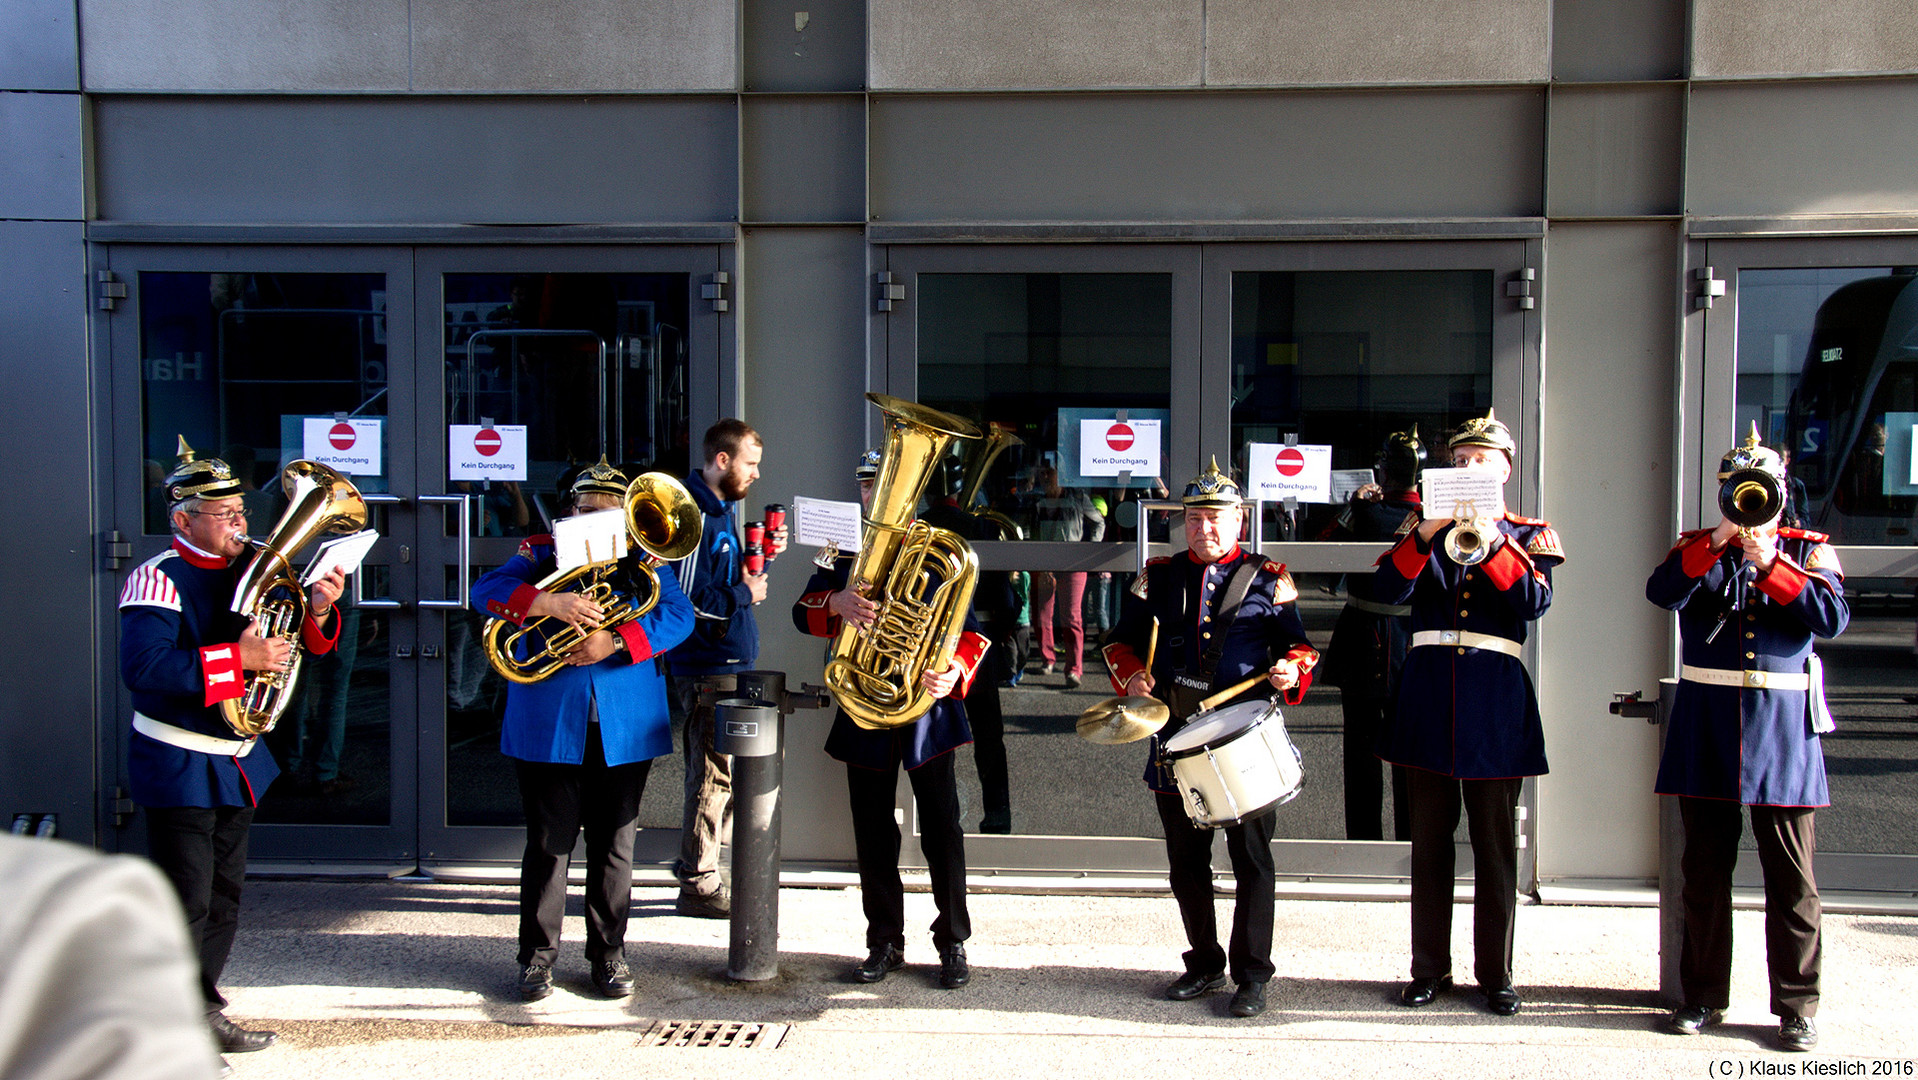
[639,1020,788,1049]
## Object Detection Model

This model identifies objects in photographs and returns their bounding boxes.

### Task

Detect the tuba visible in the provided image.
[224,460,369,738]
[953,420,1025,540]
[825,394,983,730]
[482,472,701,685]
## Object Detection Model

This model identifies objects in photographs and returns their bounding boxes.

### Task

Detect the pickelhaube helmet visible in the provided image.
[854,447,883,481]
[569,456,630,501]
[1448,408,1518,459]
[1181,456,1243,509]
[1718,422,1786,481]
[1375,425,1427,490]
[162,436,244,506]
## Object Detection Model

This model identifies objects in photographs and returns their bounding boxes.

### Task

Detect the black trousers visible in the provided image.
[1407,771,1522,987]
[966,649,1010,821]
[1155,792,1278,985]
[1676,797,1822,1018]
[513,725,651,967]
[1341,695,1411,841]
[146,804,255,1010]
[845,753,970,952]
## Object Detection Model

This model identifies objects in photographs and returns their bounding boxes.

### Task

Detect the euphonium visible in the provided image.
[954,420,1025,541]
[1441,498,1498,566]
[1719,467,1785,536]
[223,460,369,738]
[482,472,701,685]
[825,393,983,730]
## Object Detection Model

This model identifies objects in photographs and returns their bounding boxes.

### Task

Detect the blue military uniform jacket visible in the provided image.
[472,535,694,767]
[792,553,988,772]
[1373,514,1563,779]
[119,539,340,807]
[1649,528,1848,806]
[666,469,758,676]
[1100,546,1319,793]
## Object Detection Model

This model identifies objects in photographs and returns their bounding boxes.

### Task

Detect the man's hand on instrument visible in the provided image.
[745,570,770,605]
[528,590,604,630]
[922,664,960,699]
[1416,517,1449,542]
[1124,671,1155,698]
[238,617,293,674]
[1738,526,1779,572]
[828,587,877,627]
[1356,482,1383,502]
[563,630,618,665]
[1710,517,1742,552]
[1267,659,1303,692]
[307,566,347,619]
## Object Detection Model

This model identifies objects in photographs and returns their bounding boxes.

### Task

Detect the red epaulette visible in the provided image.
[1503,512,1550,527]
[1143,556,1172,568]
[1778,526,1830,543]
[516,533,555,559]
[1261,559,1287,575]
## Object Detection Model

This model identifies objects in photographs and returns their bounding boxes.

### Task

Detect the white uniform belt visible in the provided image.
[133,712,256,758]
[1410,629,1523,658]
[1679,665,1809,691]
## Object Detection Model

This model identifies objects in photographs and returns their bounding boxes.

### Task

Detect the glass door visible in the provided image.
[1697,237,1918,893]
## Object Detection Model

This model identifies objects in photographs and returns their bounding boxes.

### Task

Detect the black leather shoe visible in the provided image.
[937,944,970,989]
[518,962,554,1002]
[1164,970,1227,1001]
[1228,981,1269,1017]
[1398,975,1453,1007]
[851,944,905,983]
[1485,985,1521,1016]
[1778,1016,1818,1052]
[207,1011,278,1053]
[676,889,731,919]
[594,957,635,998]
[1667,1004,1724,1035]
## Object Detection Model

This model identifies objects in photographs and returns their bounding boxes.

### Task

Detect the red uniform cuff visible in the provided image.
[485,583,542,624]
[200,644,245,707]
[1102,641,1145,693]
[615,620,655,662]
[1388,533,1427,579]
[1480,539,1533,591]
[1281,646,1319,705]
[301,607,340,655]
[1757,554,1810,604]
[947,631,989,697]
[797,591,838,637]
[1679,533,1722,578]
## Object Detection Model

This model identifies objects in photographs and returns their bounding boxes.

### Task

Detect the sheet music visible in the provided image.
[1419,467,1506,520]
[553,508,629,573]
[300,529,381,586]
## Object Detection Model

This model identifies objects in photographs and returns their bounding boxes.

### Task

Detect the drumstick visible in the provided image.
[1145,617,1159,674]
[1196,671,1275,714]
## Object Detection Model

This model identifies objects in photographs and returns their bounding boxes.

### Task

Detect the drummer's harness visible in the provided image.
[1151,557,1269,788]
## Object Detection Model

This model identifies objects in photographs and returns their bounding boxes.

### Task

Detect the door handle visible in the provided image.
[421,645,441,659]
[394,645,414,660]
[1135,500,1183,573]
[352,494,406,610]
[416,494,472,610]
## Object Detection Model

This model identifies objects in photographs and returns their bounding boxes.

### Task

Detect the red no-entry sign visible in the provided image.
[1106,422,1135,451]
[475,428,502,457]
[1276,447,1306,477]
[328,422,357,451]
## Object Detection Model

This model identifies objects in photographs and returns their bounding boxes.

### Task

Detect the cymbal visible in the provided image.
[1075,695,1170,745]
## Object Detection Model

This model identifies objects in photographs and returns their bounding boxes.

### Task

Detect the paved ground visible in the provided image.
[215,878,1918,1080]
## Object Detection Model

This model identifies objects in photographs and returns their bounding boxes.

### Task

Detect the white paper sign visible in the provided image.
[1246,442,1334,503]
[793,496,863,553]
[1079,418,1162,477]
[1909,423,1918,485]
[1330,469,1374,504]
[299,529,381,587]
[552,507,628,573]
[1420,467,1506,520]
[301,417,383,476]
[448,424,528,481]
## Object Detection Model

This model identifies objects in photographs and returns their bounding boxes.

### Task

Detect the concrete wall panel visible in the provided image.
[93,97,739,225]
[2,0,78,90]
[871,90,1544,222]
[1694,0,1918,78]
[1687,80,1918,218]
[1536,221,1680,881]
[412,0,736,92]
[0,221,98,846]
[1546,84,1683,218]
[0,92,86,221]
[79,0,409,92]
[736,226,869,863]
[1207,0,1550,86]
[870,0,1202,91]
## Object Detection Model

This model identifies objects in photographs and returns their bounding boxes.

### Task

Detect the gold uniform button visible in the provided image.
[1745,632,1755,639]
[1462,591,1472,599]
[1746,651,1756,660]
[1201,632,1211,640]
[1459,610,1469,617]
[1456,647,1467,655]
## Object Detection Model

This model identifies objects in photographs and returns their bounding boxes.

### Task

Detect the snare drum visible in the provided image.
[1161,699,1304,829]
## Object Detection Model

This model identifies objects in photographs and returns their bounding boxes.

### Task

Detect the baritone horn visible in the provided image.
[483,472,701,685]
[224,460,369,738]
[825,393,983,730]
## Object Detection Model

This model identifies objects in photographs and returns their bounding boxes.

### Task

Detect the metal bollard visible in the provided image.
[713,671,830,982]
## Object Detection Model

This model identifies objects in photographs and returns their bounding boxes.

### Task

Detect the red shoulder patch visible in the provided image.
[1143,556,1172,567]
[1503,512,1549,527]
[1262,559,1287,575]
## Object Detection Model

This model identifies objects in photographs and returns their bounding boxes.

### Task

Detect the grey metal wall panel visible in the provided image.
[870,90,1545,223]
[1687,80,1918,218]
[78,0,409,92]
[745,0,866,92]
[0,220,98,845]
[1207,0,1549,86]
[0,92,86,221]
[1694,0,1918,79]
[1552,0,1685,82]
[411,0,736,92]
[742,95,866,223]
[869,0,1203,91]
[93,97,739,225]
[2,0,78,91]
[1546,84,1683,218]
[735,225,867,863]
[1536,221,1680,879]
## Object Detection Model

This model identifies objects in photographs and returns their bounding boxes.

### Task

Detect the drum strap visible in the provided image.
[1164,558,1266,721]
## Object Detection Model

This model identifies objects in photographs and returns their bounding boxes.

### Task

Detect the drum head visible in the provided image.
[1163,699,1274,755]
